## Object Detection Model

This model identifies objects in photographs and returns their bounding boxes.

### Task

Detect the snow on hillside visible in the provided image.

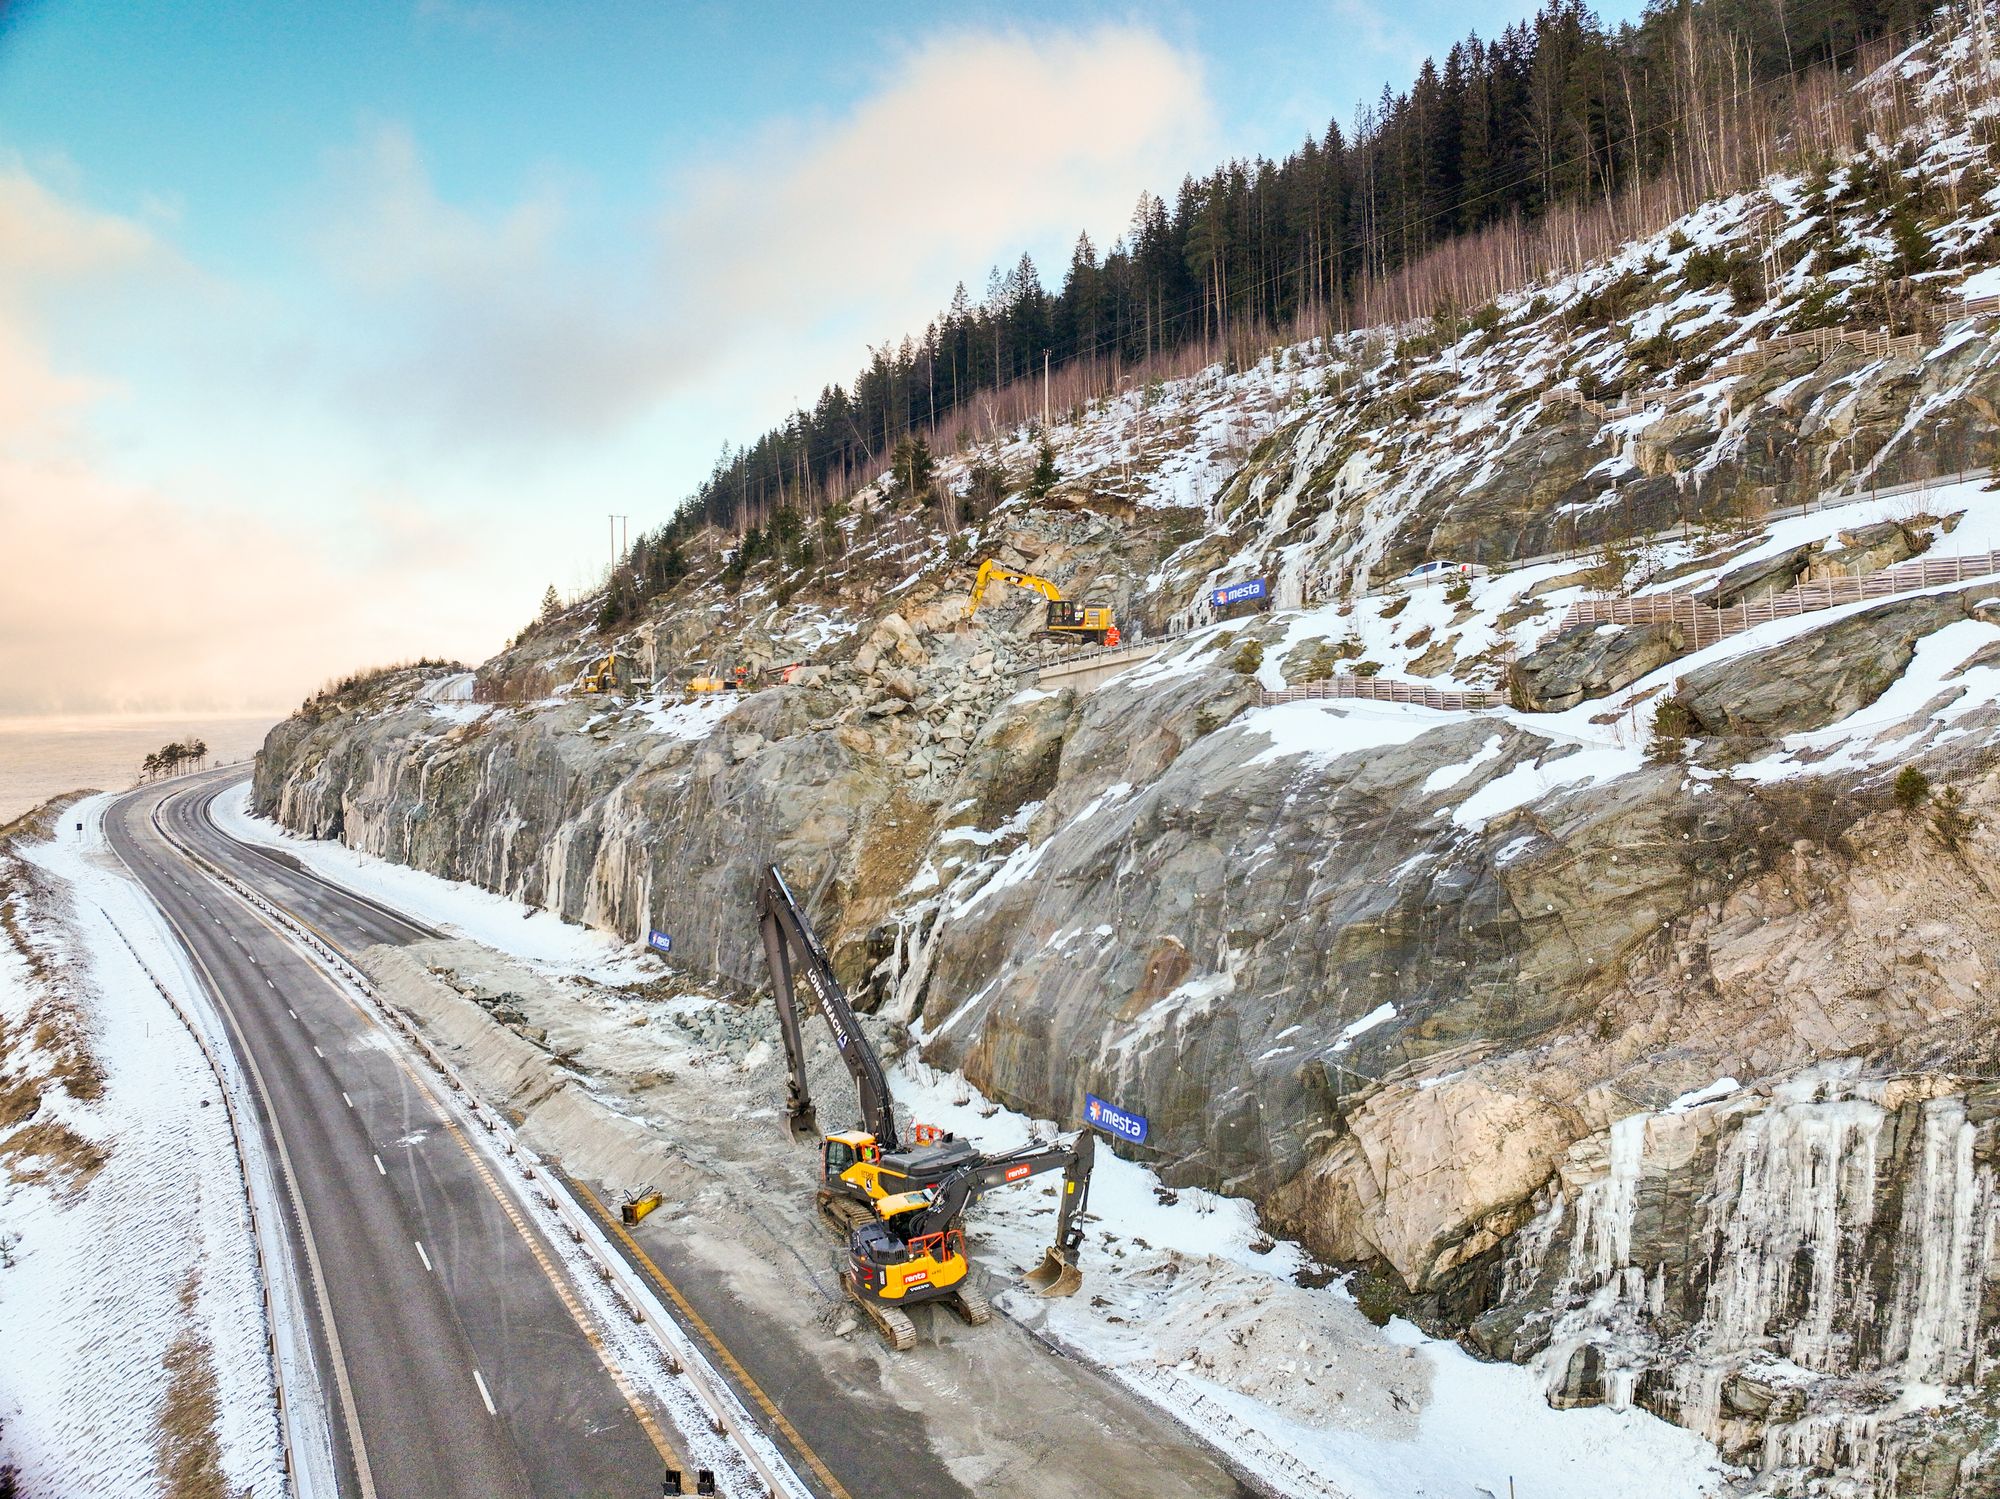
[729,9,2000,660]
[892,1062,1733,1499]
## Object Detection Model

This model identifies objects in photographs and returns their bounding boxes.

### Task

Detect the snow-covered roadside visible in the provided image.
[0,794,311,1497]
[211,782,656,982]
[213,784,1731,1498]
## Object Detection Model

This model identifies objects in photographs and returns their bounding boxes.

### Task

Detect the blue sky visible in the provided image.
[0,0,1644,713]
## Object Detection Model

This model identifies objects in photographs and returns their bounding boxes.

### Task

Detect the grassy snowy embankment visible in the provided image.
[0,795,300,1497]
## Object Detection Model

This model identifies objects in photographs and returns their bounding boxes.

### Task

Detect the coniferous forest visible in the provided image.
[662,0,1929,551]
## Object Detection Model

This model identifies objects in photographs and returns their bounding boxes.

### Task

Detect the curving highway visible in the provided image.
[108,776,679,1498]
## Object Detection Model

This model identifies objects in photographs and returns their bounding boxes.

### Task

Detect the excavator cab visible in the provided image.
[821,1131,879,1187]
[820,1130,980,1224]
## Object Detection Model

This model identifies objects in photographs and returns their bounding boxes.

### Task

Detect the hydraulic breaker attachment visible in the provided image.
[621,1188,664,1225]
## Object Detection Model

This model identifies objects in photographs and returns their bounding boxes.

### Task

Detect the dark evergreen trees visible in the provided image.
[666,0,1923,543]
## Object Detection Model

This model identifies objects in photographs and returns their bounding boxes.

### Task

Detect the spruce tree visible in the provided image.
[1026,441,1060,500]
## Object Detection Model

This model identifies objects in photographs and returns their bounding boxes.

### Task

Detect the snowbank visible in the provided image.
[1,795,301,1496]
[888,1062,1731,1499]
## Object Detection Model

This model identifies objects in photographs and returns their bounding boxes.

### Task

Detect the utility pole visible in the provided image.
[608,513,629,571]
[1043,350,1051,430]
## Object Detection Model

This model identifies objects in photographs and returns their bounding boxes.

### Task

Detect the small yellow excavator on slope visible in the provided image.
[965,559,1120,646]
[755,862,1094,1348]
[577,650,621,694]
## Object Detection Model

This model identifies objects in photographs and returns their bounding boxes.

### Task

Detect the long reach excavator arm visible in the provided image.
[756,863,898,1150]
[755,860,1095,1348]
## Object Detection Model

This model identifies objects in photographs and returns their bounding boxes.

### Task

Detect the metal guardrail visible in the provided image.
[150,794,801,1498]
[1031,639,1165,676]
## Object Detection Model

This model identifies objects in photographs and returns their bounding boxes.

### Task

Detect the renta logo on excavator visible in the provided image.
[1005,1163,1032,1181]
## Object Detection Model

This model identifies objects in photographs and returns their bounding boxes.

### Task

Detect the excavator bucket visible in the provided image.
[1025,1246,1083,1297]
[785,1102,820,1145]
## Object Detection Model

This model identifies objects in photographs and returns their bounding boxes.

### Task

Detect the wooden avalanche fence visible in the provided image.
[1539,294,2000,425]
[1557,549,2000,651]
[1262,677,1503,711]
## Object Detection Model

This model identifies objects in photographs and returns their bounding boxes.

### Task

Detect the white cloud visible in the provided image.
[0,163,172,441]
[310,122,665,443]
[0,24,1220,710]
[0,164,160,285]
[663,25,1216,406]
[304,24,1214,447]
[0,165,504,714]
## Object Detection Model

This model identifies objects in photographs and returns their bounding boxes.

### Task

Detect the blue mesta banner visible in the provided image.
[1085,1092,1148,1144]
[648,929,673,953]
[1211,577,1267,608]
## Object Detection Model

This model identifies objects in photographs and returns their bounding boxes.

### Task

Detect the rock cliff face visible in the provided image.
[258,27,2000,1495]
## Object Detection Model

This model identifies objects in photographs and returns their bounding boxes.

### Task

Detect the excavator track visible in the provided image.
[817,1191,876,1237]
[948,1281,991,1326]
[844,1272,916,1352]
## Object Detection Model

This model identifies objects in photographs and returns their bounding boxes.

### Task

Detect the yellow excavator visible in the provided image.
[965,559,1120,646]
[689,664,749,693]
[578,651,621,694]
[755,863,1094,1349]
[849,1132,1094,1349]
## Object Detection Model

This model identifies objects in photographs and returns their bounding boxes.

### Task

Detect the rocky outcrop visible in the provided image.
[1513,619,1686,711]
[1808,519,1929,581]
[1704,543,1820,607]
[1673,589,1973,738]
[255,61,2000,1485]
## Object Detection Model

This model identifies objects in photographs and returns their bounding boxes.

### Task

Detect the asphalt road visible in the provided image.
[108,778,674,1499]
[144,771,1257,1499]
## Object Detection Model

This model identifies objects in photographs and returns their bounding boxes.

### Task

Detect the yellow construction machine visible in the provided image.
[846,1132,1094,1350]
[578,651,622,694]
[965,559,1120,646]
[755,863,1095,1349]
[688,664,749,693]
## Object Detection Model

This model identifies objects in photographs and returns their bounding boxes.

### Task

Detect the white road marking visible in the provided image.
[414,1240,432,1273]
[342,1091,353,1108]
[313,1045,323,1058]
[472,1368,496,1416]
[374,1155,386,1175]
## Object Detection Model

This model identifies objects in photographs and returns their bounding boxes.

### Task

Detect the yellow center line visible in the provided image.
[576,1187,856,1499]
